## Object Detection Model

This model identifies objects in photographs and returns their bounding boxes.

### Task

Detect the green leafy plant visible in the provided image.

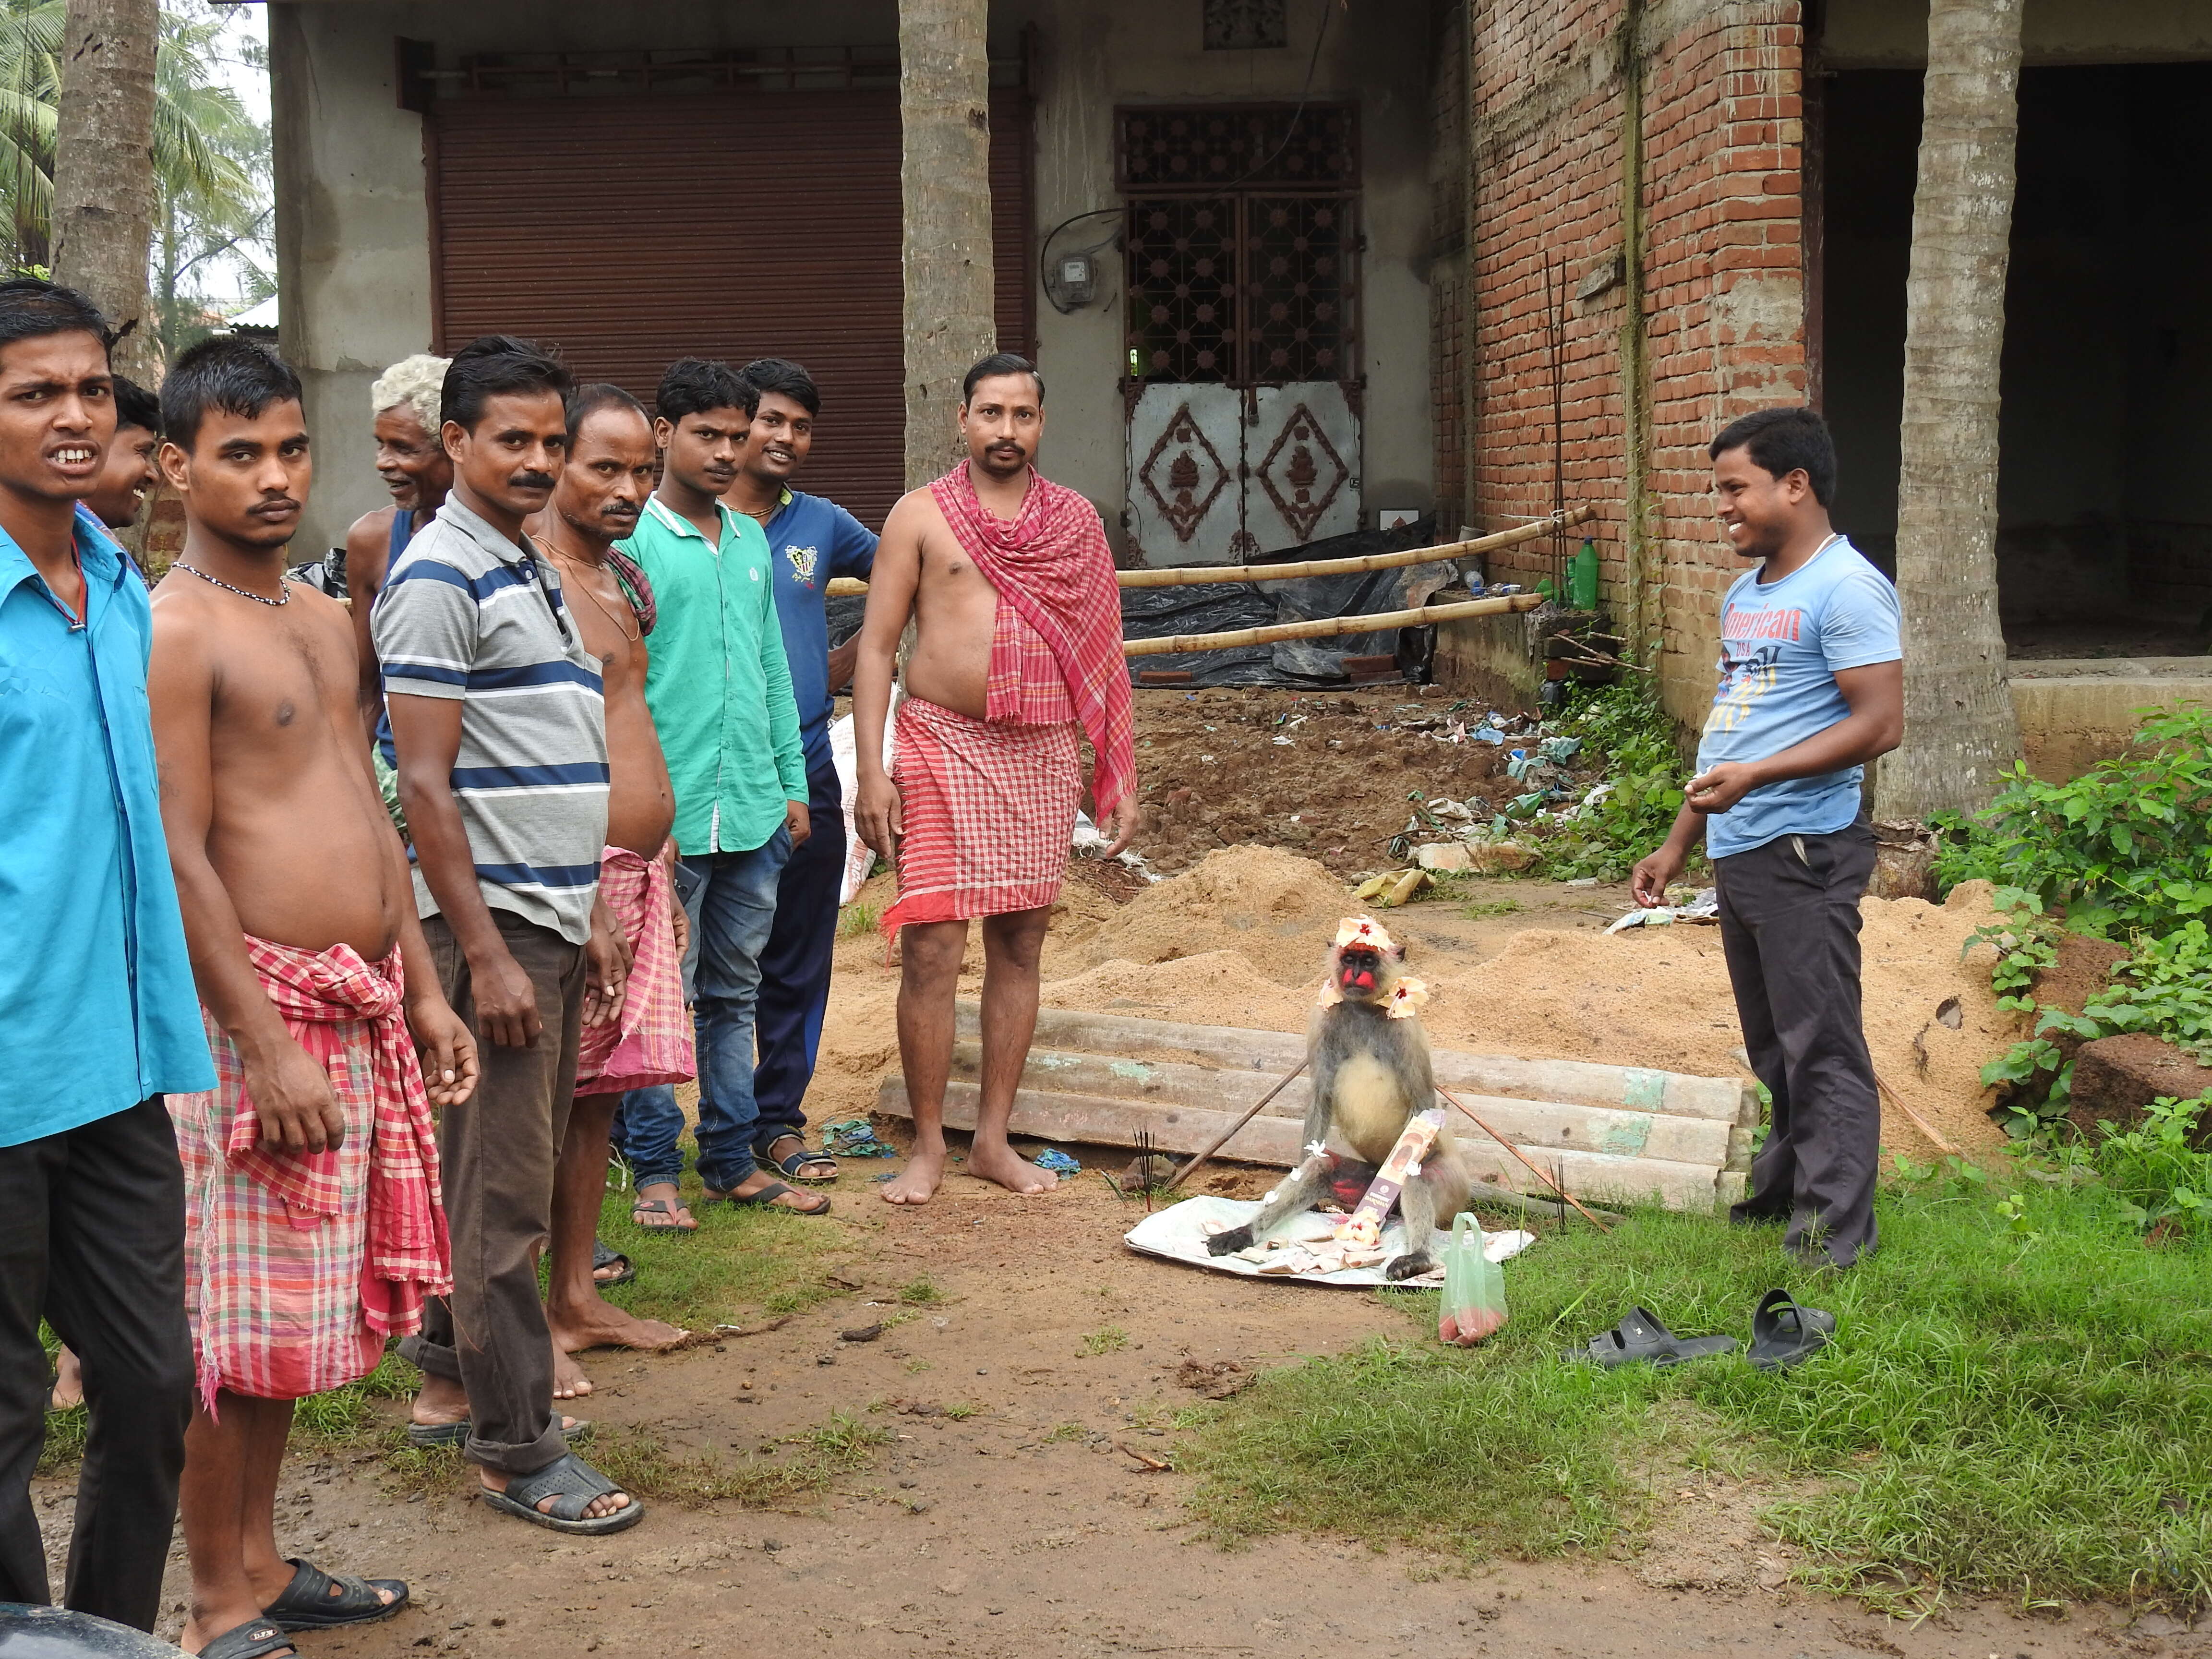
[1533,682,1692,882]
[2093,1093,2212,1237]
[1934,704,2212,937]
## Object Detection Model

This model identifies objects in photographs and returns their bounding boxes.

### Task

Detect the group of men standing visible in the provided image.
[0,262,1145,1659]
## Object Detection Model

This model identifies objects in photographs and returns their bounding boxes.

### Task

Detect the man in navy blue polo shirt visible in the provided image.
[726,359,877,1186]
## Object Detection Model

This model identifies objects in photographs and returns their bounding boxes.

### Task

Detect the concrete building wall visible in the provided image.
[271,0,1438,565]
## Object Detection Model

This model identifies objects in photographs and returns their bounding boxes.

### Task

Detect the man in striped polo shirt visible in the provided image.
[374,335,640,1535]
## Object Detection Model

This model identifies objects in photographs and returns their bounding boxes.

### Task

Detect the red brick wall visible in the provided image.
[1463,0,1808,721]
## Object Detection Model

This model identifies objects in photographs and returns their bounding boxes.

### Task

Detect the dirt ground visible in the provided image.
[41,1174,2183,1659]
[1124,684,1527,875]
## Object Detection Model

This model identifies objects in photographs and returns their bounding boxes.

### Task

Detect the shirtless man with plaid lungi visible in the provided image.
[853,353,1139,1205]
[147,337,476,1659]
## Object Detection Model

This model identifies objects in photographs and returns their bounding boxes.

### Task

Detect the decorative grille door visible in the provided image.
[1119,106,1361,565]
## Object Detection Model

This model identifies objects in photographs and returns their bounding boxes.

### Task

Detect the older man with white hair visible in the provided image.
[346,352,452,750]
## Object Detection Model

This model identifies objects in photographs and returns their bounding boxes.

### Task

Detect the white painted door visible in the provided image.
[1127,384,1244,565]
[1245,382,1361,551]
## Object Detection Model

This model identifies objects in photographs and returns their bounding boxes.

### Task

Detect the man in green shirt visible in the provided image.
[613,360,825,1220]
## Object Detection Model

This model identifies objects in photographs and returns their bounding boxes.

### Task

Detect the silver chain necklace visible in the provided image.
[173,562,289,606]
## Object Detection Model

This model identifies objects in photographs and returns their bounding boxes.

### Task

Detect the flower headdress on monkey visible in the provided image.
[1316,915,1430,1019]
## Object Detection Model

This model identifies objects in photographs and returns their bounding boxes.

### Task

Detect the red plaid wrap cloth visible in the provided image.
[172,937,451,1409]
[926,464,1135,813]
[880,696,1083,933]
[576,845,695,1094]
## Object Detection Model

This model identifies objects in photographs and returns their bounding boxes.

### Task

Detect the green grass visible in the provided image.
[1081,1325,1131,1356]
[838,902,881,939]
[898,1275,947,1306]
[1178,1177,2212,1605]
[1461,898,1525,920]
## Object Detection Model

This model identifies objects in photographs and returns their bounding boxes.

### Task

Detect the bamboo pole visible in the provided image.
[1114,505,1594,589]
[1123,592,1542,659]
[820,505,1593,600]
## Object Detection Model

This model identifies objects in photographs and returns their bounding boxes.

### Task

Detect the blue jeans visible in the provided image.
[617,827,791,1193]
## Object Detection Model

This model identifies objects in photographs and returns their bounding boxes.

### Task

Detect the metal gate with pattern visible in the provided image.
[1118,104,1361,565]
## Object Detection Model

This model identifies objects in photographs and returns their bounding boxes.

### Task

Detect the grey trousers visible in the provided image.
[399,911,584,1475]
[1717,817,1881,1267]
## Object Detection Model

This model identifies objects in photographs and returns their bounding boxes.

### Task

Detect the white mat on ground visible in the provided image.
[1123,1195,1535,1289]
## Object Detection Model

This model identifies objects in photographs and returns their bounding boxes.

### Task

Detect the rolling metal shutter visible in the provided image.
[429,88,1033,529]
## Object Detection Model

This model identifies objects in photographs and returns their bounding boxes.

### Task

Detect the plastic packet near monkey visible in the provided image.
[1438,1213,1509,1346]
[1339,1107,1446,1246]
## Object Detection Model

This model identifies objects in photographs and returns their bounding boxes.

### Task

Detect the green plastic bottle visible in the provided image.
[1568,538,1600,611]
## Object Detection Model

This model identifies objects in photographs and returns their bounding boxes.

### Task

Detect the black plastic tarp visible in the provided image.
[824,514,1454,687]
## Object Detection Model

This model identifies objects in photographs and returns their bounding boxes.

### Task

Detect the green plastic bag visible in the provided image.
[1438,1213,1508,1346]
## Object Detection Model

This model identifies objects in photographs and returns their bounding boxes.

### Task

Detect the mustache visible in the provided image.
[248,498,302,515]
[511,471,557,492]
[599,503,639,520]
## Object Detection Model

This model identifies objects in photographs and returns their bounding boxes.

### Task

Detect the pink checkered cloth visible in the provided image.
[880,695,1082,933]
[172,938,450,1408]
[927,463,1135,814]
[576,845,695,1094]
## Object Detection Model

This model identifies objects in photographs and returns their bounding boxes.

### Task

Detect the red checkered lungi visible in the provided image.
[170,938,450,1408]
[880,695,1082,934]
[576,845,695,1094]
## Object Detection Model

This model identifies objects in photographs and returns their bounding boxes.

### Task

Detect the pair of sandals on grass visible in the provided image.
[628,1132,838,1232]
[1565,1289,1835,1371]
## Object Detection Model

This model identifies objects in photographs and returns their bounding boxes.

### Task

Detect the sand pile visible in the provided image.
[1040,949,1312,1030]
[1079,845,1352,986]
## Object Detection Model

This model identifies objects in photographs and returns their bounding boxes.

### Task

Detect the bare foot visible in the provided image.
[881,1144,947,1205]
[49,1346,82,1412]
[548,1300,689,1356]
[630,1181,697,1232]
[968,1140,1060,1195]
[552,1344,593,1401]
[478,1464,634,1523]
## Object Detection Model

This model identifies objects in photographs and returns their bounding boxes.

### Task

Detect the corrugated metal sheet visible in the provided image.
[430,89,1033,529]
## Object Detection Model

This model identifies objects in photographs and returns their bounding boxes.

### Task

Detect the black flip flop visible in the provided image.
[262,1557,408,1631]
[478,1451,643,1536]
[198,1619,296,1659]
[702,1179,831,1217]
[1746,1287,1835,1370]
[629,1195,696,1234]
[592,1237,635,1286]
[1563,1305,1737,1369]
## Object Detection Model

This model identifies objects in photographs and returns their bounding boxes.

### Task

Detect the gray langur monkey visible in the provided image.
[1206,916,1471,1280]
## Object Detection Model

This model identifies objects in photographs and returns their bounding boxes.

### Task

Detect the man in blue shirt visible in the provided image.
[727,358,877,1186]
[1633,407,1903,1268]
[0,278,211,1630]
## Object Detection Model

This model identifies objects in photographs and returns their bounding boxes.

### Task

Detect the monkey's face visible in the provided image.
[1331,942,1401,1004]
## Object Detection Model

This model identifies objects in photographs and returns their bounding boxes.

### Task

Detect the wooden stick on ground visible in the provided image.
[1436,1084,1613,1231]
[1873,1069,1960,1158]
[1161,1058,1309,1194]
[1124,592,1543,659]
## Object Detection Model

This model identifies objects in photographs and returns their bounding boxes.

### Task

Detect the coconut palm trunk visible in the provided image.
[50,0,159,385]
[1875,0,2026,820]
[899,0,997,490]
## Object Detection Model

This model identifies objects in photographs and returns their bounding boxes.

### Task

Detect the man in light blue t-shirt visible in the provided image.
[1632,407,1903,1268]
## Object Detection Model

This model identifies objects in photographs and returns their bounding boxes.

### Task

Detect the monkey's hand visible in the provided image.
[1385,1250,1437,1282]
[1207,1224,1256,1257]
